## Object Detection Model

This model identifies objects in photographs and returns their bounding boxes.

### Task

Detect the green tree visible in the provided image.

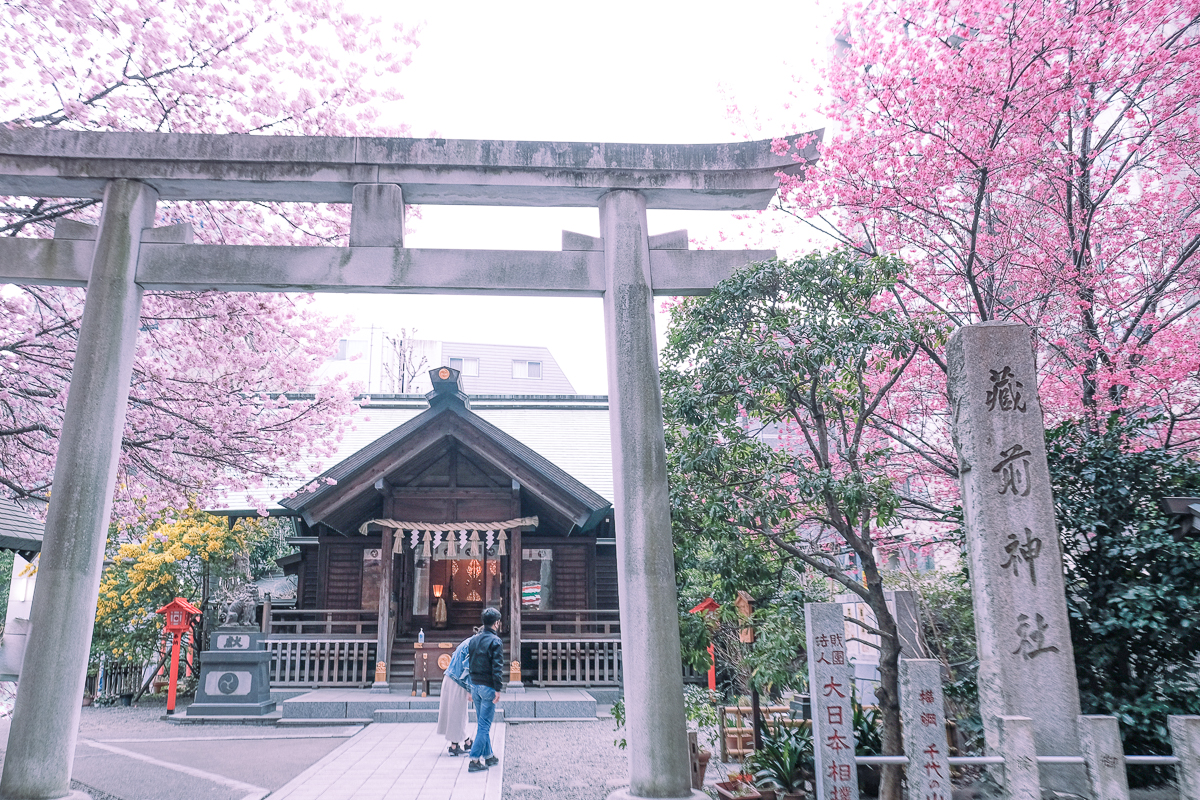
[662,250,938,800]
[93,508,286,664]
[1049,417,1200,769]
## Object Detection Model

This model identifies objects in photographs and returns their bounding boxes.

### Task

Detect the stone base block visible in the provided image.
[533,699,595,718]
[500,699,536,718]
[605,789,708,800]
[282,700,346,719]
[345,699,422,717]
[371,707,507,724]
[167,711,282,726]
[186,699,276,717]
[587,688,622,705]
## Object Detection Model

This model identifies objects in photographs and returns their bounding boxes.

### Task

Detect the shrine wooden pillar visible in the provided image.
[509,526,522,662]
[373,526,394,689]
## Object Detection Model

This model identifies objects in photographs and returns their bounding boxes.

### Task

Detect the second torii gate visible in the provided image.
[0,127,818,800]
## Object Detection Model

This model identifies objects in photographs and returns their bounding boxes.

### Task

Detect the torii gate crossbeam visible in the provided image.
[0,128,819,800]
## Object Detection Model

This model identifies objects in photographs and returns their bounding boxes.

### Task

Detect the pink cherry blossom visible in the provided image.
[769,0,1200,509]
[0,0,419,523]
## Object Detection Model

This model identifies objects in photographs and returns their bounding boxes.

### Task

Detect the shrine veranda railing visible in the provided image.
[521,609,621,638]
[525,638,621,687]
[268,609,378,637]
[266,638,377,688]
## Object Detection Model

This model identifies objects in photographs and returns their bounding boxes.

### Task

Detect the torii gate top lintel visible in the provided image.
[0,127,822,209]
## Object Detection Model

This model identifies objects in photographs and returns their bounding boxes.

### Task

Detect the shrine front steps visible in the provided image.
[275,687,597,725]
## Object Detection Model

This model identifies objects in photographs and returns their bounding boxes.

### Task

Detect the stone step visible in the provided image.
[281,695,440,719]
[373,707,505,724]
[497,691,596,721]
[278,688,598,722]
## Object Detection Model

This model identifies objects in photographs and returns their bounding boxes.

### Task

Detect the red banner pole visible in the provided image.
[707,644,716,691]
[166,631,181,715]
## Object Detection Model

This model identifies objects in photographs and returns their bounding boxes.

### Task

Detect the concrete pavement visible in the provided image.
[267,721,505,800]
[1,701,509,799]
[1,712,360,800]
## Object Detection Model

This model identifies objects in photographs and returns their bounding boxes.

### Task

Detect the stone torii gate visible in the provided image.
[0,128,818,800]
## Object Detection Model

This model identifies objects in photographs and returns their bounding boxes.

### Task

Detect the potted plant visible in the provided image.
[716,770,763,800]
[749,718,813,800]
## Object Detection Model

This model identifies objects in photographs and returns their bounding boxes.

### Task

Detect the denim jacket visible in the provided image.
[446,638,473,691]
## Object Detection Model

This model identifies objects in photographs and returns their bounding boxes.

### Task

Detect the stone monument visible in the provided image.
[188,624,275,717]
[806,602,860,800]
[947,321,1086,793]
[899,659,951,800]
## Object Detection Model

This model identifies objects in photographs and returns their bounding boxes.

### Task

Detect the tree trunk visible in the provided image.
[865,570,903,800]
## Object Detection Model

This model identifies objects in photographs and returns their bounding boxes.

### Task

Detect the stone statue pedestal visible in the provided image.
[188,625,275,717]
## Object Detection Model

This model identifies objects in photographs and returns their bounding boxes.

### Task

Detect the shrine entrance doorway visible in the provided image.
[415,546,504,631]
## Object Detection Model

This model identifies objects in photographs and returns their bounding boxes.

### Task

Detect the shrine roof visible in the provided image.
[0,499,43,560]
[210,394,613,520]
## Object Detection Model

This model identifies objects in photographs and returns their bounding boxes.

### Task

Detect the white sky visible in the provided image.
[317,0,839,394]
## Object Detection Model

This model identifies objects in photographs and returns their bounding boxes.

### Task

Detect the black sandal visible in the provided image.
[448,743,463,756]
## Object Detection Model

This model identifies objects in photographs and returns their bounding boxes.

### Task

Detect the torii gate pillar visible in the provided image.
[601,190,702,800]
[0,179,155,800]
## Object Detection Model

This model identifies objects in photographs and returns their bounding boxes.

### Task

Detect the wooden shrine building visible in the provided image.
[265,366,620,690]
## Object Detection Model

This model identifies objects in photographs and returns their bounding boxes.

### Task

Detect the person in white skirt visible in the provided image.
[437,629,479,756]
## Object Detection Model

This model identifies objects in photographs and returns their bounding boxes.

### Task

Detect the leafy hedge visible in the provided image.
[1049,418,1200,775]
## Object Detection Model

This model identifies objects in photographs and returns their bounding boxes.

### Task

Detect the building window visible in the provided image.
[512,360,542,379]
[521,548,554,610]
[335,339,349,360]
[448,357,479,376]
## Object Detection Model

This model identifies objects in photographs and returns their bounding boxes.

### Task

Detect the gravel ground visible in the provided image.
[502,719,632,800]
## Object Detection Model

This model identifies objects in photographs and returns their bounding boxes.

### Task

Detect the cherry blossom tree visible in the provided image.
[776,0,1200,457]
[0,0,420,521]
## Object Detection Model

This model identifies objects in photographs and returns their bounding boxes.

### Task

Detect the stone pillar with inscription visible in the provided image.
[806,603,859,800]
[900,660,951,800]
[1169,716,1200,800]
[1078,715,1130,800]
[947,321,1086,794]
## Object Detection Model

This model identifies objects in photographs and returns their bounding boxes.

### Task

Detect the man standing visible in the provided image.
[467,607,505,773]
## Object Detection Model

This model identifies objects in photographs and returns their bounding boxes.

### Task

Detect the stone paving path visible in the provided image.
[267,721,504,800]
